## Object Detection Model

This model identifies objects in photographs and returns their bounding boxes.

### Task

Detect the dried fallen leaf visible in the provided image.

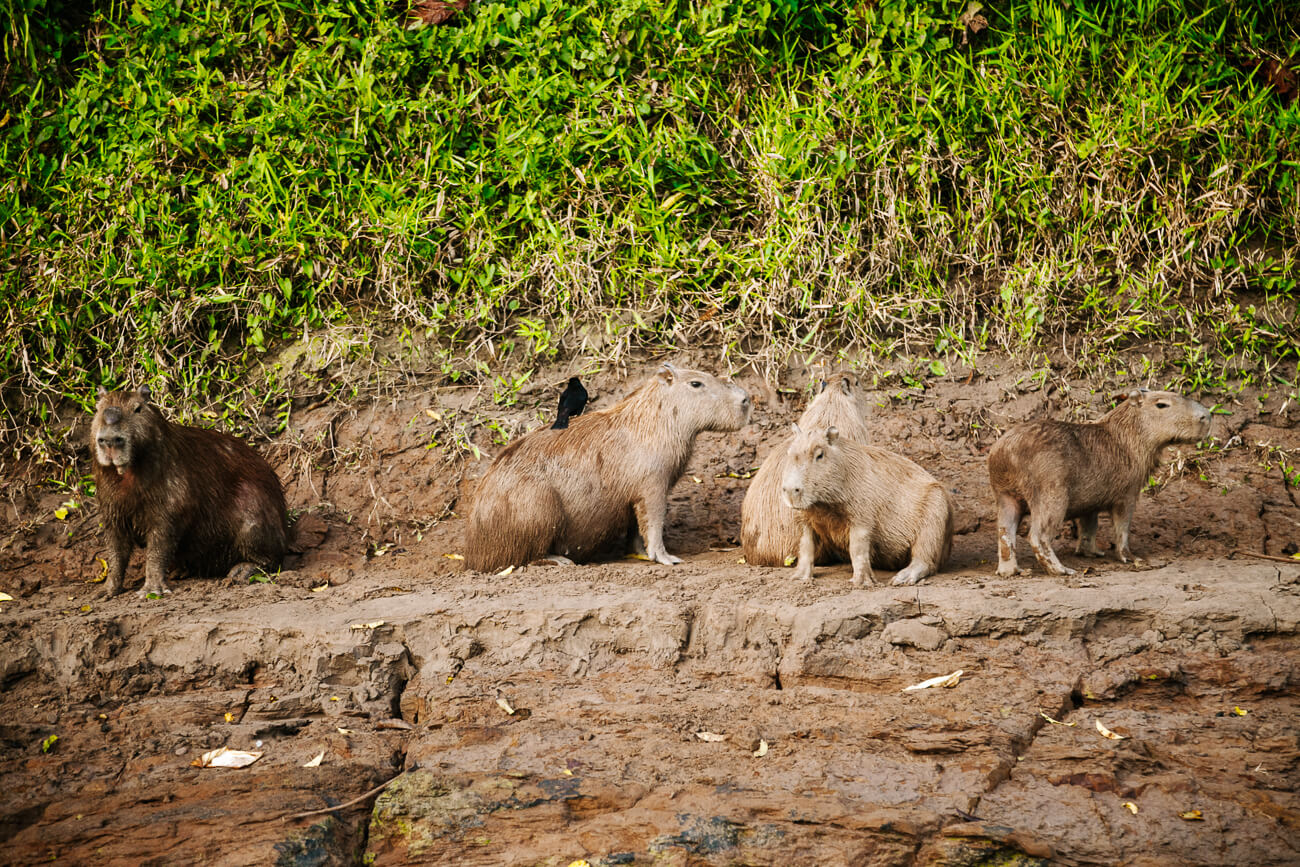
[1095,719,1127,740]
[497,565,515,576]
[692,476,702,484]
[625,552,651,561]
[903,670,964,691]
[753,739,769,757]
[497,697,516,715]
[424,409,442,420]
[1124,801,1138,814]
[224,712,234,723]
[0,592,14,603]
[376,718,414,731]
[303,750,325,768]
[444,553,465,561]
[337,727,354,735]
[1232,706,1248,716]
[1040,711,1076,727]
[783,555,796,567]
[329,696,340,702]
[350,621,385,630]
[695,731,727,742]
[193,747,262,769]
[311,584,329,592]
[566,861,592,867]
[54,507,69,520]
[1179,809,1204,821]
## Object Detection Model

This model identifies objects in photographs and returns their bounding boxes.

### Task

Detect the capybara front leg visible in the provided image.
[226,562,264,583]
[1074,513,1102,556]
[995,493,1022,577]
[635,491,681,566]
[791,524,816,582]
[139,529,177,599]
[103,528,133,596]
[848,523,876,587]
[1111,500,1137,564]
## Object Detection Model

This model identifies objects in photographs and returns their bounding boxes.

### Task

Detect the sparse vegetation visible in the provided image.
[2,0,1296,462]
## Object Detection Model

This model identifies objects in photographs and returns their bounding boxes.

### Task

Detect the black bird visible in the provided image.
[552,377,588,429]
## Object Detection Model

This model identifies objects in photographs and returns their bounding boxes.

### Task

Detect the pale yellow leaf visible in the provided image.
[903,670,964,692]
[1124,801,1138,814]
[350,621,385,630]
[444,553,465,561]
[496,697,516,715]
[497,565,515,576]
[753,739,769,757]
[1095,719,1127,740]
[1039,711,1076,727]
[695,731,727,742]
[303,750,325,768]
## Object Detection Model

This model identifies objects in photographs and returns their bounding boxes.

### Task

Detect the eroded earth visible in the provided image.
[2,357,1298,866]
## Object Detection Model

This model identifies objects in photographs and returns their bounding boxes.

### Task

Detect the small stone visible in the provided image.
[174,746,187,756]
[882,619,947,651]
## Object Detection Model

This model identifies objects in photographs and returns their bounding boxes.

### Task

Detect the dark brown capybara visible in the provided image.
[464,363,751,572]
[91,386,289,598]
[741,372,873,567]
[987,388,1211,576]
[781,425,954,586]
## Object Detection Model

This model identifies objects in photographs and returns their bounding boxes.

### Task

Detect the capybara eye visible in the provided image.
[814,449,823,460]
[690,381,703,388]
[1156,401,1170,409]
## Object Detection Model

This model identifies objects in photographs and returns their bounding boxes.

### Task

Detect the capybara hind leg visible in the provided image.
[895,492,949,586]
[635,490,681,566]
[995,493,1022,577]
[1075,513,1102,556]
[1027,504,1074,576]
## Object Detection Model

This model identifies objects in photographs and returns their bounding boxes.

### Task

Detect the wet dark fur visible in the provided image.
[987,389,1210,576]
[92,388,289,597]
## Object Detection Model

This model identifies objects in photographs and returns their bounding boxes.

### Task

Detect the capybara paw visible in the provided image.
[136,584,172,600]
[995,563,1017,578]
[653,552,683,566]
[1045,564,1076,576]
[226,562,258,582]
[792,569,813,583]
[103,579,122,596]
[890,571,925,587]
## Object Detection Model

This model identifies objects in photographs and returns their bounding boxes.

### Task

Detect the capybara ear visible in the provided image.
[658,363,676,384]
[839,375,854,396]
[817,379,828,394]
[791,422,802,435]
[97,386,108,398]
[827,426,839,443]
[139,384,152,403]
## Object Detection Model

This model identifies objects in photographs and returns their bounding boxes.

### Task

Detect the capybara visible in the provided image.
[464,364,751,571]
[552,376,588,429]
[741,373,873,566]
[780,425,954,586]
[987,388,1211,577]
[91,386,289,598]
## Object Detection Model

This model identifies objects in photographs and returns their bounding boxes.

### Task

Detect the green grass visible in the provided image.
[1,0,1297,461]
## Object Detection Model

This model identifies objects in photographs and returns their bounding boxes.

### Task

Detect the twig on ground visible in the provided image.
[285,768,410,822]
[1231,548,1300,565]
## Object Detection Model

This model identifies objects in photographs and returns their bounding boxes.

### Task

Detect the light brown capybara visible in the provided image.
[464,363,751,572]
[987,387,1211,577]
[91,386,289,598]
[781,425,954,586]
[741,373,873,566]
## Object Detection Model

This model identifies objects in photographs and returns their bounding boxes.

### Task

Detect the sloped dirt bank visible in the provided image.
[1,356,1298,865]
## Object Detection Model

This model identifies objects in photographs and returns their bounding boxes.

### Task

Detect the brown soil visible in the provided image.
[2,355,1298,866]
